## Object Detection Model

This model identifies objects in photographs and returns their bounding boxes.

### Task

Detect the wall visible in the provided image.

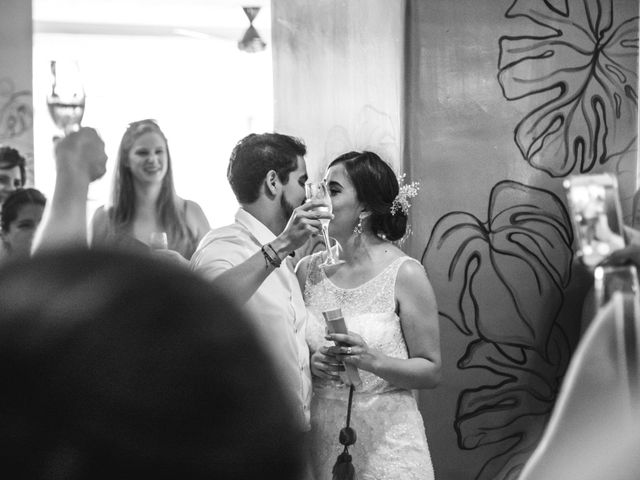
[0,0,33,182]
[410,1,638,478]
[272,0,405,180]
[273,0,638,479]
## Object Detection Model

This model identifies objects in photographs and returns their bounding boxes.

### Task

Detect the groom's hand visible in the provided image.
[272,200,333,255]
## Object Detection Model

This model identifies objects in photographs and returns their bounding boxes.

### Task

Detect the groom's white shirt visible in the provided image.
[190,208,312,431]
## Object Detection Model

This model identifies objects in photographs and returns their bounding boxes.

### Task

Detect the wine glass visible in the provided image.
[305,180,344,268]
[46,60,86,135]
[149,231,169,250]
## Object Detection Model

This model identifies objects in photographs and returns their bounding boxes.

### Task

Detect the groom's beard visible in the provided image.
[280,193,296,220]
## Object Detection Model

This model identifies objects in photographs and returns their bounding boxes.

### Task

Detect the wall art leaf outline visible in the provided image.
[497,0,638,177]
[422,180,574,479]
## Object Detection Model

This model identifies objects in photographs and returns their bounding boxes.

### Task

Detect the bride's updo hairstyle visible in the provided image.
[329,151,407,241]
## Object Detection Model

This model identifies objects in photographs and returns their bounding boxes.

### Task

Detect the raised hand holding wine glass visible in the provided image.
[47,60,86,136]
[305,180,344,268]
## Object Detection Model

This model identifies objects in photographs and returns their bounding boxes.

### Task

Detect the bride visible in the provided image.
[296,151,441,480]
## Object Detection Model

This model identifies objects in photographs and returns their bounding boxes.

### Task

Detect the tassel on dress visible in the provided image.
[332,448,356,480]
[331,385,357,480]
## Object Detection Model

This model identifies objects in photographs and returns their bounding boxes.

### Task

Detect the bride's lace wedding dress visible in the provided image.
[304,253,435,480]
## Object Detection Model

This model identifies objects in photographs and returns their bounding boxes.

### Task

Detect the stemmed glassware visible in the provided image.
[149,231,169,250]
[305,180,344,268]
[46,60,86,135]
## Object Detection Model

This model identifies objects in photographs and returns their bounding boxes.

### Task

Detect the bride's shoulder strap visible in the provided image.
[302,251,325,290]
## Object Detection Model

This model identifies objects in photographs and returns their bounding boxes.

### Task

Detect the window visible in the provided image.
[33,1,273,228]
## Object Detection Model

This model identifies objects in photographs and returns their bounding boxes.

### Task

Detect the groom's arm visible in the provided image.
[191,202,329,305]
[191,236,286,305]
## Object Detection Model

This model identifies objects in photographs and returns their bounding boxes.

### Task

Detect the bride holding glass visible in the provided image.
[296,151,441,480]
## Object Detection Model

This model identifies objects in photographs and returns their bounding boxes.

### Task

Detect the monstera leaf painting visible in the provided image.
[423,181,574,479]
[424,180,573,354]
[498,0,638,176]
[0,78,32,140]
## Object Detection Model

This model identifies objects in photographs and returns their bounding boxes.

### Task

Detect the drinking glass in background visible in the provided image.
[305,180,344,268]
[46,60,86,136]
[149,232,169,250]
[594,264,639,309]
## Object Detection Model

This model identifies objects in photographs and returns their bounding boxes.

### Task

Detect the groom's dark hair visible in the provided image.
[227,132,306,204]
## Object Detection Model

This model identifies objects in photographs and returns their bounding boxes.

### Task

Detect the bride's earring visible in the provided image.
[353,216,364,236]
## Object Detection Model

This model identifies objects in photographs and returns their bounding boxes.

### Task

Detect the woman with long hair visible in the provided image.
[91,119,209,259]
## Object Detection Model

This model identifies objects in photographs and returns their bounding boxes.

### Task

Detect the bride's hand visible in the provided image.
[310,348,344,380]
[326,332,378,372]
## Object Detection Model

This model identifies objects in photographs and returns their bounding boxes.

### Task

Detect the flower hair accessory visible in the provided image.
[390,174,420,216]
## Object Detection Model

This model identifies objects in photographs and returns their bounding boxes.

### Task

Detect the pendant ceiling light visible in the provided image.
[238,6,266,53]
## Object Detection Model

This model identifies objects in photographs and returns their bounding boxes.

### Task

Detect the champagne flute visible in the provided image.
[46,60,86,136]
[305,180,344,268]
[149,231,169,250]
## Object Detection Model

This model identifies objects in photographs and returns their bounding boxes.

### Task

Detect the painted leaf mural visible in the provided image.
[0,78,32,140]
[454,327,571,480]
[497,0,639,176]
[423,180,573,355]
[422,181,574,479]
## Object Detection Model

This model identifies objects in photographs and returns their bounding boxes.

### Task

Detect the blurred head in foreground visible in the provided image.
[0,248,303,480]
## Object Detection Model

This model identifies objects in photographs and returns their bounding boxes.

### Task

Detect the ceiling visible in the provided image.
[33,0,271,40]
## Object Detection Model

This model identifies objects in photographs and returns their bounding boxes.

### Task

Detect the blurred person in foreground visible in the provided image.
[520,224,640,480]
[17,128,305,479]
[0,248,304,480]
[0,188,46,264]
[190,133,331,448]
[91,119,210,260]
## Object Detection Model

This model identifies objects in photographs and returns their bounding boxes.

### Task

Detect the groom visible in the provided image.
[190,133,330,433]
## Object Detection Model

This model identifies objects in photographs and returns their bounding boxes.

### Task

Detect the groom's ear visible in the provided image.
[264,170,279,197]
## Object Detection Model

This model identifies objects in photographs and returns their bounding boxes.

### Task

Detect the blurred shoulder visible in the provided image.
[91,205,110,230]
[182,198,205,216]
[90,205,112,245]
[92,204,108,219]
[181,198,211,236]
